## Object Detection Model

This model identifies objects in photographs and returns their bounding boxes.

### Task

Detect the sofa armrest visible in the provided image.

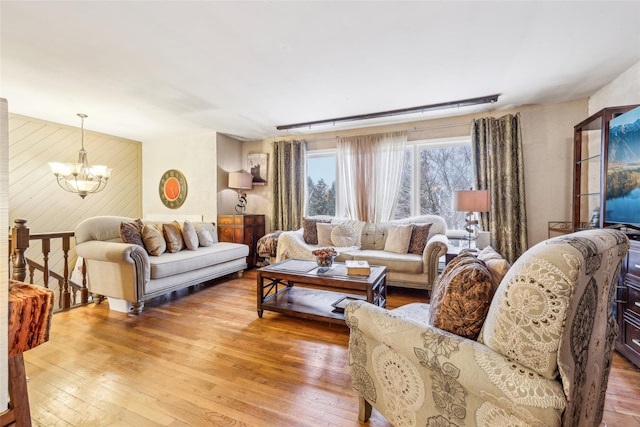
[422,233,448,285]
[76,241,150,303]
[344,300,565,425]
[274,229,313,262]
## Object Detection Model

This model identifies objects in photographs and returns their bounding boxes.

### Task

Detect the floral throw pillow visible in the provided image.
[408,223,432,254]
[429,252,495,340]
[120,219,145,248]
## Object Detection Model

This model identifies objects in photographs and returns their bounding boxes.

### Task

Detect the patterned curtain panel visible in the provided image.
[472,113,527,263]
[337,131,407,222]
[271,140,307,231]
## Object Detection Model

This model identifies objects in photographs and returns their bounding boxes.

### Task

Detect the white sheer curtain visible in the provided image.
[337,131,407,222]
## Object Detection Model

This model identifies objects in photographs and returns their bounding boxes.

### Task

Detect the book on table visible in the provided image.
[345,260,371,276]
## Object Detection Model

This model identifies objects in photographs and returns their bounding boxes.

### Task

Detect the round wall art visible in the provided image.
[159,169,188,209]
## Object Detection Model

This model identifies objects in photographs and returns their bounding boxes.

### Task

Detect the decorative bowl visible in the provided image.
[312,247,337,271]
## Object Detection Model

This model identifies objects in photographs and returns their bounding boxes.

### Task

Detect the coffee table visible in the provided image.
[257,258,387,324]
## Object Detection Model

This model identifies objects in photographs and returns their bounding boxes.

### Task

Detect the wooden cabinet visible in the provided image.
[572,106,639,230]
[616,239,640,368]
[217,214,265,268]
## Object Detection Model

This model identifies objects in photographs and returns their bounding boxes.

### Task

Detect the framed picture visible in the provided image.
[248,153,268,186]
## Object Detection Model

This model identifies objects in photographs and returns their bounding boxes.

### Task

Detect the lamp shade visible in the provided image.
[454,190,490,212]
[228,172,253,190]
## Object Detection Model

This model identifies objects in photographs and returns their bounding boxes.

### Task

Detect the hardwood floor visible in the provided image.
[22,270,640,426]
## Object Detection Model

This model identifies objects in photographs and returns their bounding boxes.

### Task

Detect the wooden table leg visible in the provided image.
[7,353,31,427]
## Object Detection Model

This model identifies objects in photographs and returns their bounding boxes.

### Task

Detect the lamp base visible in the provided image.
[235,191,247,214]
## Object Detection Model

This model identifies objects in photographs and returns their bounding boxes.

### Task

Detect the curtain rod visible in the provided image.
[285,120,474,144]
[276,94,498,130]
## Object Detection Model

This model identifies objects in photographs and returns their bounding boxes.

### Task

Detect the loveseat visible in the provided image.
[275,215,448,291]
[75,216,249,314]
[346,228,629,427]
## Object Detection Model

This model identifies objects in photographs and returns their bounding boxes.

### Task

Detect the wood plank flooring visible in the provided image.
[22,270,640,426]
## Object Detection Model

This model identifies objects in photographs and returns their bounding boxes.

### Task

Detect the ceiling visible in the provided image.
[2,1,639,142]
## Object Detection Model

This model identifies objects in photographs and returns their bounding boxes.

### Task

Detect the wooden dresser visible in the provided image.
[217,214,265,268]
[616,238,640,368]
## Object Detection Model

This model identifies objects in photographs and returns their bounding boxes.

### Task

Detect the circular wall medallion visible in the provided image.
[159,169,188,209]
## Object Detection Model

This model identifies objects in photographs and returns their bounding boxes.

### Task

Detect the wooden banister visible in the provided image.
[9,219,88,310]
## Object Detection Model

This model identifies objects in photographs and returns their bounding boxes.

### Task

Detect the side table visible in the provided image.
[218,214,265,268]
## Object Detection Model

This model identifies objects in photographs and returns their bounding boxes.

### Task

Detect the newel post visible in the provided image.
[11,219,29,282]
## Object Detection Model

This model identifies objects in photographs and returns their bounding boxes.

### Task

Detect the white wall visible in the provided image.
[142,132,218,222]
[590,61,640,113]
[216,133,244,217]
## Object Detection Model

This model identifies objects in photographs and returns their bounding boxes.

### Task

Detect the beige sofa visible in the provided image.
[275,215,448,291]
[75,216,249,314]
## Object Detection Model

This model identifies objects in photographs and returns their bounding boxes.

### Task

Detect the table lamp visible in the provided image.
[228,172,253,213]
[453,189,490,247]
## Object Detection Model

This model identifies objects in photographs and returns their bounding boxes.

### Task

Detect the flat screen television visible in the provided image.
[605,105,640,234]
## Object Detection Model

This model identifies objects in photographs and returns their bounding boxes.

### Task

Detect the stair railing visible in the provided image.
[9,218,88,310]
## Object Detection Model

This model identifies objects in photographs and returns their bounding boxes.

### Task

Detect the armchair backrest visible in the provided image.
[480,229,629,427]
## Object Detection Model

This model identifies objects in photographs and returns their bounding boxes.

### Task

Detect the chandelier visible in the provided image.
[49,113,112,199]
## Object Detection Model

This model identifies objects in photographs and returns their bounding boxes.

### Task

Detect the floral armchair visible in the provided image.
[345,229,629,427]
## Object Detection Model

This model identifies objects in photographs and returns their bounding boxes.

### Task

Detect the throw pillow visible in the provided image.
[120,219,144,248]
[142,224,166,256]
[477,245,511,288]
[316,223,336,247]
[182,220,199,250]
[429,253,495,340]
[194,223,214,247]
[330,223,359,247]
[331,219,366,247]
[163,221,185,253]
[303,218,331,245]
[383,223,414,254]
[408,223,432,255]
[198,222,218,244]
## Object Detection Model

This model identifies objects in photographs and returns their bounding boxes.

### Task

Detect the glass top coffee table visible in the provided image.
[257,258,387,324]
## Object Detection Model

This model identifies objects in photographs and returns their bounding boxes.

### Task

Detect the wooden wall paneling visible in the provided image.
[7,114,142,303]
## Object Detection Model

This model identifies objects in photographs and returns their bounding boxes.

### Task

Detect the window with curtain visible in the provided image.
[305,136,472,229]
[393,137,473,229]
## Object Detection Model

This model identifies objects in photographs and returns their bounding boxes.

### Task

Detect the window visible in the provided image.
[394,137,473,229]
[306,151,336,216]
[305,137,472,229]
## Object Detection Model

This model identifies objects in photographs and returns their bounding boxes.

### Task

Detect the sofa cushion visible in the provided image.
[429,252,495,340]
[303,217,331,245]
[477,245,510,287]
[148,242,250,279]
[120,219,144,248]
[408,223,432,255]
[163,221,185,253]
[384,223,413,254]
[360,222,389,250]
[353,250,423,274]
[142,224,166,256]
[317,223,336,247]
[331,223,359,247]
[182,220,199,250]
